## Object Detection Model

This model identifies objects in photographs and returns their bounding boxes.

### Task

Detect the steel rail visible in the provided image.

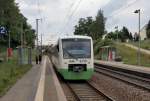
[66,81,115,101]
[94,64,150,91]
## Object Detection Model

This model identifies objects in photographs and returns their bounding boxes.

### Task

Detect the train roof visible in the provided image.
[59,35,92,40]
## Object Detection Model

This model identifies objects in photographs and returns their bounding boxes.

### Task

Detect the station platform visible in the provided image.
[94,60,150,74]
[41,56,67,101]
[0,63,41,101]
[0,56,67,101]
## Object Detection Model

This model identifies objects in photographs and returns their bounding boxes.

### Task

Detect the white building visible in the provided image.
[140,24,147,40]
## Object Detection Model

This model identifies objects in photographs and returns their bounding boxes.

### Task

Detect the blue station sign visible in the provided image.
[0,26,7,35]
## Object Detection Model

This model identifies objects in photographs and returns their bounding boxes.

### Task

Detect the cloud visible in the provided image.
[15,0,149,44]
[105,0,150,33]
[16,0,111,44]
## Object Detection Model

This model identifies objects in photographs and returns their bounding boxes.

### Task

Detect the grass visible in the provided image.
[0,44,7,53]
[116,43,150,67]
[94,39,150,67]
[0,50,32,97]
[129,39,150,50]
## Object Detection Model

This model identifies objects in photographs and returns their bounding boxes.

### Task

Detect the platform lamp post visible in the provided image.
[41,33,43,55]
[134,9,141,66]
[19,19,24,64]
[115,26,119,43]
[7,30,11,61]
[8,30,11,48]
[114,26,119,59]
[36,18,42,54]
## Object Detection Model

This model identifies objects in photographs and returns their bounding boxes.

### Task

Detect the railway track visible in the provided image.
[94,63,150,91]
[65,81,114,101]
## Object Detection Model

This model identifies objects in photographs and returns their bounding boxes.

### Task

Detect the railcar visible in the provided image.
[51,35,94,80]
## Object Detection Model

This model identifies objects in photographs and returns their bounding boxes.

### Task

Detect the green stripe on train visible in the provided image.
[57,68,94,80]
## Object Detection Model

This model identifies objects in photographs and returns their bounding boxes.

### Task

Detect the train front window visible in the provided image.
[62,38,91,59]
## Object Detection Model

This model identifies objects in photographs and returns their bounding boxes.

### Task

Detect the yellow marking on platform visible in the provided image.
[47,57,67,101]
[34,56,47,101]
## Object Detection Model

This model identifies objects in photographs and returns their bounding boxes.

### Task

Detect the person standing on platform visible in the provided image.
[39,54,42,64]
[36,55,38,64]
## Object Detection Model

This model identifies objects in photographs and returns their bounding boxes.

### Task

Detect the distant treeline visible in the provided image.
[0,0,36,48]
[74,9,150,41]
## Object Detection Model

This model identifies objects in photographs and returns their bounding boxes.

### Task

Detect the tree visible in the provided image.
[146,20,150,38]
[93,9,106,39]
[106,32,117,40]
[74,9,106,40]
[0,0,35,47]
[119,26,130,42]
[74,18,88,35]
[134,32,139,41]
[129,32,133,41]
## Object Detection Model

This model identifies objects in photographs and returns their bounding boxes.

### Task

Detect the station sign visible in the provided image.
[0,26,7,35]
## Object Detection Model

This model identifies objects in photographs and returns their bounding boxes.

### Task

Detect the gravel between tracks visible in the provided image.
[90,73,150,101]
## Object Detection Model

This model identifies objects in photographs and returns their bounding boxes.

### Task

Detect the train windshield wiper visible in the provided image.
[63,49,77,59]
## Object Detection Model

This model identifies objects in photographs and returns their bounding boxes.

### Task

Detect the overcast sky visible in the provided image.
[15,0,150,44]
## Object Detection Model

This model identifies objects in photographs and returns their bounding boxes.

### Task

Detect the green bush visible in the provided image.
[0,50,32,96]
[129,39,150,50]
[116,43,150,67]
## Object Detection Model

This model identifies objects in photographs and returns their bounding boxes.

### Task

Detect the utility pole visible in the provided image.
[21,22,23,47]
[36,19,39,48]
[115,26,119,57]
[41,34,42,47]
[36,18,42,55]
[8,31,10,48]
[19,20,23,64]
[41,34,43,54]
[134,9,141,66]
[115,26,119,42]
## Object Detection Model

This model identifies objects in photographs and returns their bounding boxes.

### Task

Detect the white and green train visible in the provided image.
[51,35,94,80]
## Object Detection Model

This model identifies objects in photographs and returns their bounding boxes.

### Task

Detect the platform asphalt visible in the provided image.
[43,56,67,101]
[0,56,67,101]
[95,60,150,74]
[0,64,41,101]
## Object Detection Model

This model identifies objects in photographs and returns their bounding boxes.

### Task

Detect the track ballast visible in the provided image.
[66,81,114,101]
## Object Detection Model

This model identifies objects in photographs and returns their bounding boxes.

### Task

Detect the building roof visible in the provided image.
[59,35,92,39]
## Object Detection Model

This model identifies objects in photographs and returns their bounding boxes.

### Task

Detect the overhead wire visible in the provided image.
[63,0,139,34]
[62,0,83,34]
[107,0,140,19]
[63,1,79,22]
[61,1,79,34]
[106,0,140,30]
[36,0,140,38]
